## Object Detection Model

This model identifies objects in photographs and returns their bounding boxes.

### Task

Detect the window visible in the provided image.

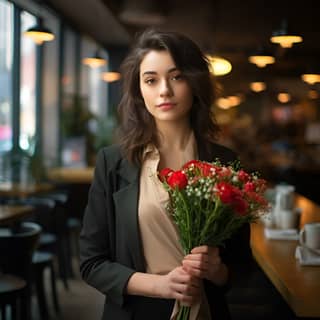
[0,0,13,153]
[19,10,37,151]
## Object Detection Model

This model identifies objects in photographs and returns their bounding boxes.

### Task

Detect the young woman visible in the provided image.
[79,29,252,320]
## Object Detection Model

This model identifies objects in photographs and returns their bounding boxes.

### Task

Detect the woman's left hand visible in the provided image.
[182,245,228,285]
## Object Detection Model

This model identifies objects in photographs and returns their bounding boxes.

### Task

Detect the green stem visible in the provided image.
[176,190,192,253]
[176,305,190,320]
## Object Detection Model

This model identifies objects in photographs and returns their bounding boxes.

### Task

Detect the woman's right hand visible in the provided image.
[158,266,201,306]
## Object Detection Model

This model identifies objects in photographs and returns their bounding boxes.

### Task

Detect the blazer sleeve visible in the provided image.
[79,148,136,307]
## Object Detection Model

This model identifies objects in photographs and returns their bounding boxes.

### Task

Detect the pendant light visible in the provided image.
[270,20,303,48]
[301,73,320,85]
[248,47,275,68]
[250,81,266,93]
[82,50,107,68]
[101,72,121,82]
[206,55,232,76]
[24,18,55,45]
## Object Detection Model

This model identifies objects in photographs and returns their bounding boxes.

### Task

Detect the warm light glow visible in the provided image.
[82,57,107,68]
[206,55,232,76]
[277,92,291,103]
[248,55,275,68]
[270,35,303,48]
[23,30,55,45]
[308,89,319,99]
[101,72,121,82]
[301,74,320,85]
[250,81,266,92]
[216,95,242,109]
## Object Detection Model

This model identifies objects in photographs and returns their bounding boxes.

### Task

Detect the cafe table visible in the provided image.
[0,204,34,225]
[250,194,320,318]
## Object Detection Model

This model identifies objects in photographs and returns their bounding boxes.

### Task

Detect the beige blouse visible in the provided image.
[138,133,211,320]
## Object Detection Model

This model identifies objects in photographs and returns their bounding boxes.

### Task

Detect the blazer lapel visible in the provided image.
[112,158,145,271]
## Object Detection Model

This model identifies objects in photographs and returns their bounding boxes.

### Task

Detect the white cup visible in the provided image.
[299,223,320,250]
[279,208,300,230]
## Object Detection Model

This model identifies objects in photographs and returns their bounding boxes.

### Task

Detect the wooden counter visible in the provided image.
[251,194,320,318]
[47,167,94,184]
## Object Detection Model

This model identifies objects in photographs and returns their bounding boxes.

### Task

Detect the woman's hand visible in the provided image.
[157,266,201,306]
[182,245,228,286]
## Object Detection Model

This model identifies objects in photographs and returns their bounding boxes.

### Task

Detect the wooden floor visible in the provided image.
[31,258,105,320]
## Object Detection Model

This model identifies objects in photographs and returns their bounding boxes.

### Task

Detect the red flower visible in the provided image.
[158,168,173,182]
[244,181,255,192]
[182,160,202,169]
[167,170,188,189]
[216,182,248,215]
[238,170,250,183]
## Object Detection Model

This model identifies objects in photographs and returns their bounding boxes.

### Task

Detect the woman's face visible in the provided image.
[139,50,193,126]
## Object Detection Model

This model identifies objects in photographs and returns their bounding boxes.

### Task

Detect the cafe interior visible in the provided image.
[0,0,320,319]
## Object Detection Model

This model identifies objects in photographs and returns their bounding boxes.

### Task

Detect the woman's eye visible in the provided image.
[145,78,156,85]
[171,74,182,81]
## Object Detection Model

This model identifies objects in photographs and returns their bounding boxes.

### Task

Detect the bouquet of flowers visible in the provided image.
[158,159,268,320]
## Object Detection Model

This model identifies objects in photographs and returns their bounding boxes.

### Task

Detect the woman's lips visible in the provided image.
[157,103,176,110]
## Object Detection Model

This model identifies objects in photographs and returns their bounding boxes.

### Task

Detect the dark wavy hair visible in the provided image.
[117,29,220,165]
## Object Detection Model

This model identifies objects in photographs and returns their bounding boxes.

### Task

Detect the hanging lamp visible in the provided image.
[101,72,121,82]
[206,55,232,76]
[82,50,107,68]
[23,19,55,45]
[248,47,275,68]
[270,20,303,48]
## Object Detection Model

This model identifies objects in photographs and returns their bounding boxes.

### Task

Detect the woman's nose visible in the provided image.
[159,79,173,97]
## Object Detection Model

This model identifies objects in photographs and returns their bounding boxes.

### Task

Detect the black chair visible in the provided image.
[0,222,41,320]
[0,274,26,320]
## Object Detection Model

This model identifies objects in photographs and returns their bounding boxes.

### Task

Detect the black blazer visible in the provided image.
[79,143,252,320]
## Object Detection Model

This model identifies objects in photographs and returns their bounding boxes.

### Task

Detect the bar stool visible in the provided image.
[0,222,41,320]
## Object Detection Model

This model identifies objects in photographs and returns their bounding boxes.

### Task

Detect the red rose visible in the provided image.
[182,160,202,169]
[238,170,250,183]
[244,181,255,192]
[158,168,173,182]
[167,170,188,189]
[216,182,236,203]
[216,182,248,214]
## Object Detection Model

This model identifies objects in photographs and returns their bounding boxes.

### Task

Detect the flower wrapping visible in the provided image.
[158,159,269,320]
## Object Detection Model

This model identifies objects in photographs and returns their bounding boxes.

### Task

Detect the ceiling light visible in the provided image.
[216,95,242,109]
[82,50,107,68]
[270,20,303,48]
[277,92,291,103]
[248,54,275,68]
[23,20,55,45]
[250,81,266,92]
[101,72,121,82]
[301,73,320,85]
[206,55,232,76]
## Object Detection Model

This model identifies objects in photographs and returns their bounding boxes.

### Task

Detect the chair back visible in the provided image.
[0,222,41,280]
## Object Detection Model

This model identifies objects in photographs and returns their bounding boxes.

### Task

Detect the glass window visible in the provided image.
[19,10,36,151]
[0,0,13,153]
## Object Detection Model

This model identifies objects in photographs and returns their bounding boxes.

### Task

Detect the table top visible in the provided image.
[0,205,34,225]
[47,167,94,184]
[0,182,54,198]
[251,194,320,318]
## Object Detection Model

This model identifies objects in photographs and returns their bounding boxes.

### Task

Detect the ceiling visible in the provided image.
[44,0,320,99]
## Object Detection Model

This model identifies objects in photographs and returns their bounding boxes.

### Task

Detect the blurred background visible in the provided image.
[1,1,320,319]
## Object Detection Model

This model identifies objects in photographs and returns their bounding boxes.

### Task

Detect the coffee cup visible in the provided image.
[299,222,320,250]
[279,208,300,230]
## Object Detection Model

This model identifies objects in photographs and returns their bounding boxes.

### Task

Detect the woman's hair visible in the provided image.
[117,28,220,165]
